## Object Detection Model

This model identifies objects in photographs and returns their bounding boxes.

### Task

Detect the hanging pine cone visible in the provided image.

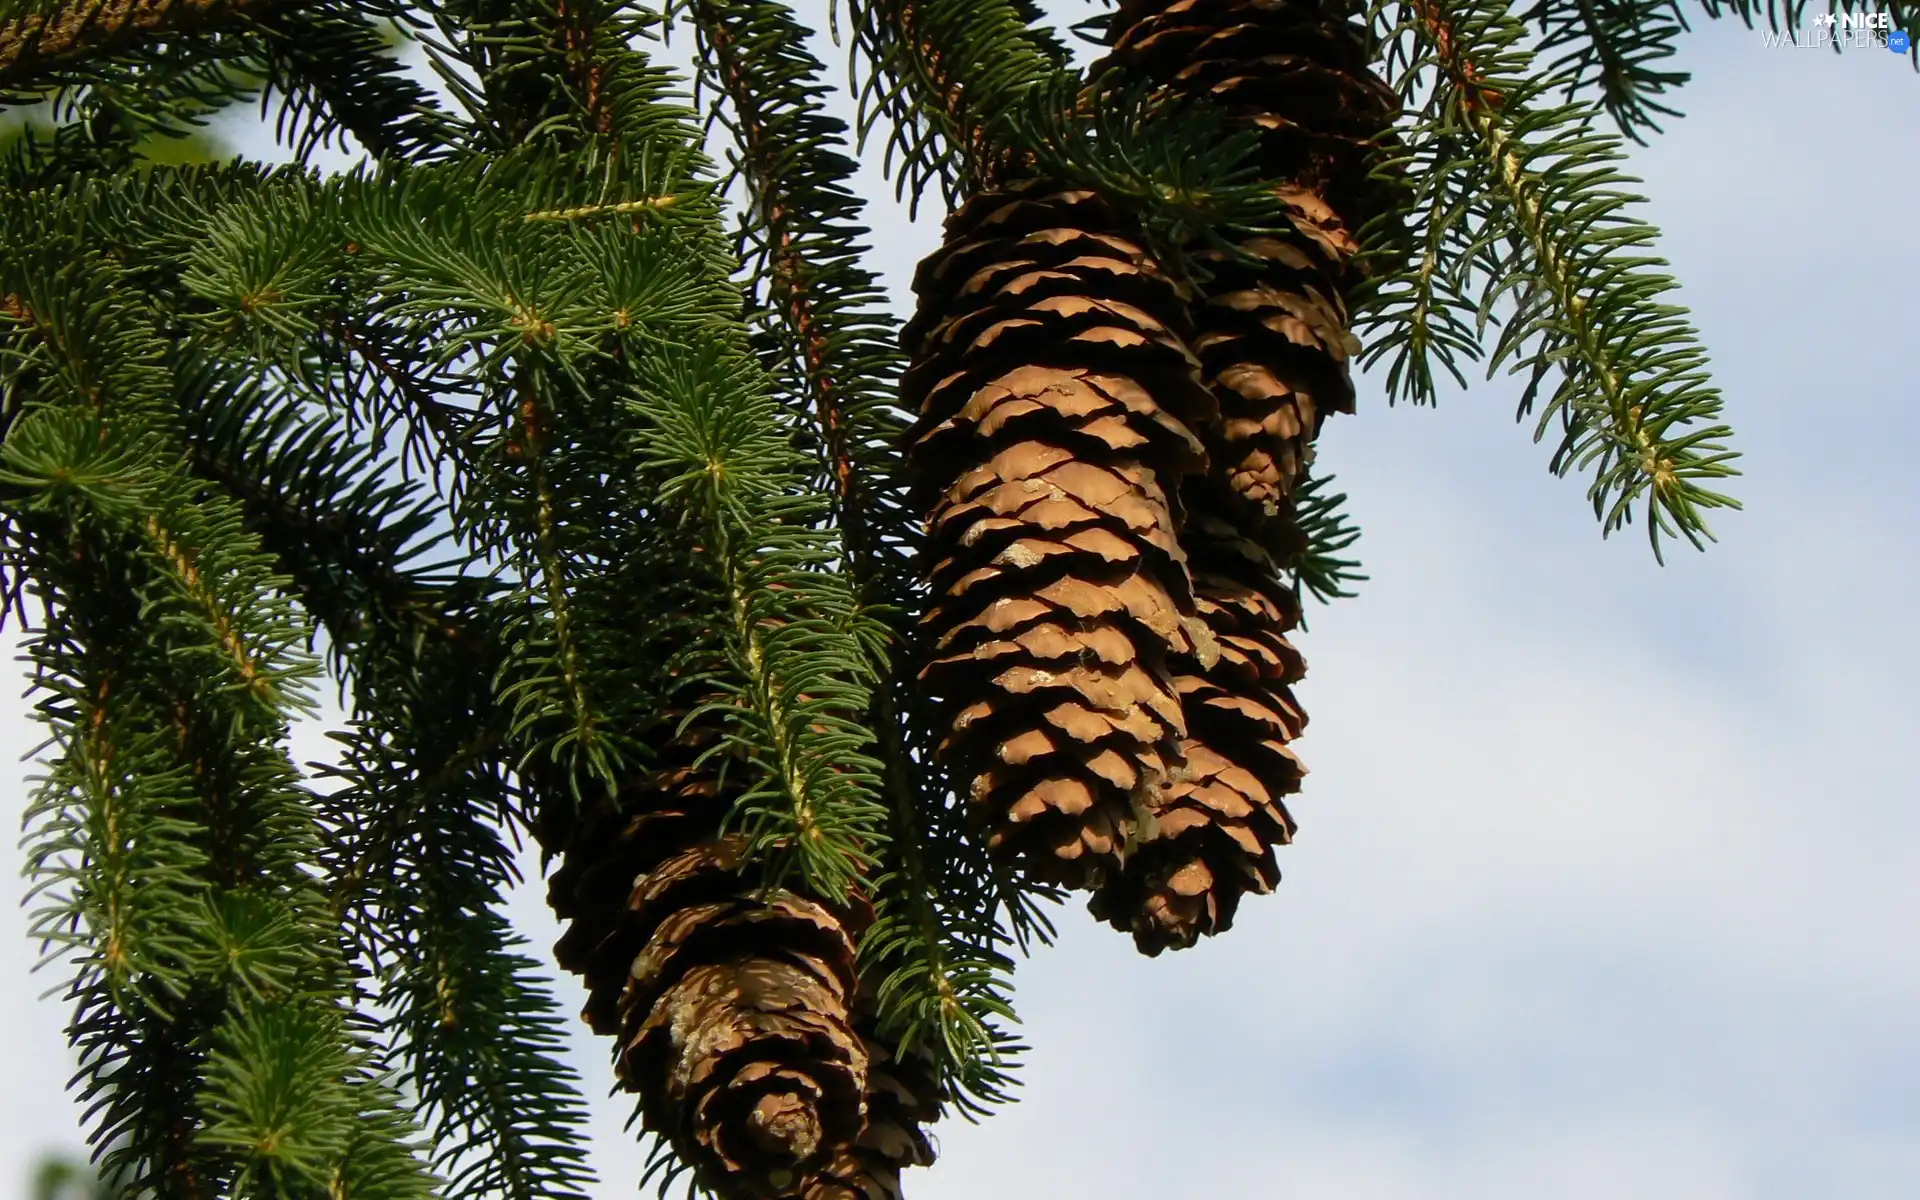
[1100,0,1399,515]
[1079,0,1397,951]
[1089,492,1308,954]
[901,181,1218,891]
[537,711,873,1200]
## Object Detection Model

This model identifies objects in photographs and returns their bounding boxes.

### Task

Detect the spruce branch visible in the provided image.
[522,194,682,221]
[687,0,902,563]
[1,220,320,718]
[248,3,466,162]
[202,393,600,1200]
[1015,70,1304,273]
[1364,0,1741,555]
[390,916,596,1200]
[195,998,435,1199]
[322,708,598,1200]
[8,517,437,1196]
[682,0,1030,1126]
[327,315,476,478]
[837,0,1064,199]
[151,107,899,1187]
[630,342,888,900]
[20,635,210,1007]
[3,186,442,1197]
[362,26,905,913]
[66,982,227,1194]
[394,0,674,156]
[9,2,463,162]
[1291,470,1367,610]
[491,376,628,797]
[170,357,463,654]
[1521,0,1690,139]
[858,740,1026,1115]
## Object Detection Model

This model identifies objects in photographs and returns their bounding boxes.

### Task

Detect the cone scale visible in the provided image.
[798,1020,939,1200]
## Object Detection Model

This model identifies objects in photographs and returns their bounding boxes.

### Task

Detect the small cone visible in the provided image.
[538,713,871,1200]
[902,180,1217,890]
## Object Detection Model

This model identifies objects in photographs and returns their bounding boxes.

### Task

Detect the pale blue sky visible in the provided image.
[3,10,1915,1199]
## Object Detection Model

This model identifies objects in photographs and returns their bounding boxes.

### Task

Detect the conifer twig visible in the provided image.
[1364,0,1741,555]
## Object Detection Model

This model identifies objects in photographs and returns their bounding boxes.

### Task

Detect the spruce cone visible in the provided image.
[902,181,1217,890]
[1089,493,1307,954]
[1081,0,1397,950]
[538,715,871,1199]
[1101,0,1398,512]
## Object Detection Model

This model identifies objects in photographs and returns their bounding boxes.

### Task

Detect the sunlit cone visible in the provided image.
[537,711,871,1200]
[1083,0,1397,950]
[901,181,1218,890]
[1090,495,1308,953]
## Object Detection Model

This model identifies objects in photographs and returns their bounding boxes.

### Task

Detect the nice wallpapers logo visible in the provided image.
[1762,11,1912,52]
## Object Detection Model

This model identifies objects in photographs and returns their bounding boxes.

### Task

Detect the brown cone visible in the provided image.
[537,713,872,1199]
[1083,0,1397,950]
[902,180,1218,890]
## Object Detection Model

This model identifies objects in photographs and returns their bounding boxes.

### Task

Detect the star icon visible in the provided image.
[1813,11,1836,26]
